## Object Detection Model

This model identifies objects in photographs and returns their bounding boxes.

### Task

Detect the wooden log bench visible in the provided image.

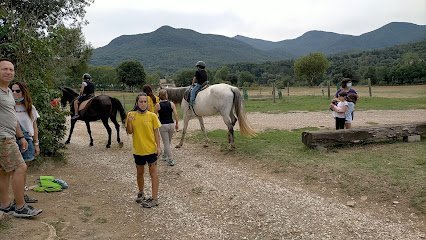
[302,122,426,149]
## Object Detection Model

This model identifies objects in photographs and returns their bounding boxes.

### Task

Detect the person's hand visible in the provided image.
[35,144,40,156]
[127,112,135,122]
[175,123,179,131]
[20,138,28,152]
[156,146,162,157]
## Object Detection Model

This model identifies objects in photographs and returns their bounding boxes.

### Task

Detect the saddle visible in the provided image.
[77,96,95,113]
[184,82,209,103]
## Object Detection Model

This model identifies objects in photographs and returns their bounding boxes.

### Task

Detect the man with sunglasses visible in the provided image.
[0,58,42,218]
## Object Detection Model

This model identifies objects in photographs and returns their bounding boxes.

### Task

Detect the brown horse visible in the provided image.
[60,87,126,148]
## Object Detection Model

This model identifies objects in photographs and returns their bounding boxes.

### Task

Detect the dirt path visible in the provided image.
[1,110,425,239]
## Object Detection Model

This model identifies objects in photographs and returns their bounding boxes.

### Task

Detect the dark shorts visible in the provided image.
[134,153,157,166]
[77,95,91,102]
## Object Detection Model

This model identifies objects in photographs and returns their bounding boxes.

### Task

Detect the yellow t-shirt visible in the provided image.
[128,111,161,156]
[147,96,160,113]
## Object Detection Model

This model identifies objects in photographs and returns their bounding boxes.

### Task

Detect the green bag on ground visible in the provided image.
[33,176,63,192]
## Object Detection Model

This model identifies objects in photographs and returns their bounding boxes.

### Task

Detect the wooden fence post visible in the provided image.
[272,82,276,103]
[368,78,372,97]
[327,80,331,99]
[287,82,290,96]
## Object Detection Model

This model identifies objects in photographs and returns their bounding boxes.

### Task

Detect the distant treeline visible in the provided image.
[211,40,426,88]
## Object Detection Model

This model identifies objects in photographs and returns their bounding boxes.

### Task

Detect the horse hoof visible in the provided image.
[90,143,94,146]
[106,145,111,148]
[175,145,182,148]
[203,144,209,148]
[65,141,70,144]
[118,142,124,148]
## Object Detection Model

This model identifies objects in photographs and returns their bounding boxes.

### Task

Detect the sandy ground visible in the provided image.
[1,110,425,240]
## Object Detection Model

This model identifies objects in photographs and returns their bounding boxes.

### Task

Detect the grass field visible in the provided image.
[245,84,426,98]
[190,129,426,215]
[100,84,426,113]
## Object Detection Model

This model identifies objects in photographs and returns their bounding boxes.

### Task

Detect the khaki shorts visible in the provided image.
[0,137,25,173]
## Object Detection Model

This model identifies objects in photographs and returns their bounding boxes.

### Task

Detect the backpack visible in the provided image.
[33,176,63,192]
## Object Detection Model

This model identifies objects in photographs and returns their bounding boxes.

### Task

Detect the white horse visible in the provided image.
[176,83,256,149]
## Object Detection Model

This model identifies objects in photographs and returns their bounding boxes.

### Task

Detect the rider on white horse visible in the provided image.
[189,61,208,107]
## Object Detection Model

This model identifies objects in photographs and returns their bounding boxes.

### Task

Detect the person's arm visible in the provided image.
[154,103,160,115]
[331,104,348,113]
[192,76,197,85]
[79,82,86,95]
[125,112,134,134]
[33,120,40,156]
[154,128,161,157]
[16,122,28,151]
[171,102,179,131]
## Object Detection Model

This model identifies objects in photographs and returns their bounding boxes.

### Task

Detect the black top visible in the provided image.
[158,101,174,124]
[194,69,207,85]
[83,81,95,95]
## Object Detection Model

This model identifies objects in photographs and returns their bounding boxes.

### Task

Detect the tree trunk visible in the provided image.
[302,122,426,149]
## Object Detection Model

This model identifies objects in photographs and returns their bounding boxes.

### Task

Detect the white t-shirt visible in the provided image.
[15,104,40,136]
[333,101,348,119]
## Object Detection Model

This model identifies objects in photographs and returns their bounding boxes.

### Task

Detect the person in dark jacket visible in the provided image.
[72,73,95,120]
[189,61,207,107]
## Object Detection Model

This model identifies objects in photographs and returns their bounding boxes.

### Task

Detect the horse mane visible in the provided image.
[62,87,79,97]
[162,86,190,104]
[60,86,79,107]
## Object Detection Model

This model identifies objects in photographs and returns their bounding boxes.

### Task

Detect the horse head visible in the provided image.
[59,86,78,108]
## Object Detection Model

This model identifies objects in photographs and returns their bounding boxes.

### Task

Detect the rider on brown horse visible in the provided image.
[72,73,95,120]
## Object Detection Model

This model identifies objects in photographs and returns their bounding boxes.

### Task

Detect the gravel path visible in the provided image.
[2,110,425,239]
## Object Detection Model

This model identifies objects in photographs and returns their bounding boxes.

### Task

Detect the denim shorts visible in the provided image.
[17,138,35,162]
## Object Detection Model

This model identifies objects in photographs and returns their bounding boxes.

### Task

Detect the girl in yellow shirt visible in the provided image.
[126,92,161,208]
[142,84,159,114]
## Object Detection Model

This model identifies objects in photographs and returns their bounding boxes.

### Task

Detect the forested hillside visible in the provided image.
[91,26,288,72]
[91,22,426,74]
[235,22,426,57]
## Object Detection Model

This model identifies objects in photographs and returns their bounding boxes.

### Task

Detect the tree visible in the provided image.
[116,60,146,89]
[0,0,93,156]
[238,71,255,87]
[294,52,330,86]
[214,66,230,83]
[174,69,194,87]
[88,65,119,89]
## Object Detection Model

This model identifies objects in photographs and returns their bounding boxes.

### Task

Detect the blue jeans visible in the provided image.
[17,130,35,162]
[190,84,202,105]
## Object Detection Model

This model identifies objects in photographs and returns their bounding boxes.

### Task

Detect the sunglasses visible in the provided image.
[11,89,21,93]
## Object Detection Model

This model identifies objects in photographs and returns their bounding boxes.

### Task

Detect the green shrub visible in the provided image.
[27,78,67,156]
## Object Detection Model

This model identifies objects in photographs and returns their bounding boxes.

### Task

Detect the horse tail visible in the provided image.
[232,87,256,137]
[111,97,126,124]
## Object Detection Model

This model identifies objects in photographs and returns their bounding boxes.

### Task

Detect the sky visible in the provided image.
[81,0,426,48]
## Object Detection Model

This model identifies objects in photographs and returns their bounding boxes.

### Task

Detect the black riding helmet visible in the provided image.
[195,61,206,69]
[82,73,92,81]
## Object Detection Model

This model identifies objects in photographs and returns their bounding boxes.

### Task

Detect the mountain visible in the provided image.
[235,22,426,56]
[90,26,291,72]
[90,22,426,72]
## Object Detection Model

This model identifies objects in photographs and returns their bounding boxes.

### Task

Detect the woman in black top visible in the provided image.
[156,89,179,166]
